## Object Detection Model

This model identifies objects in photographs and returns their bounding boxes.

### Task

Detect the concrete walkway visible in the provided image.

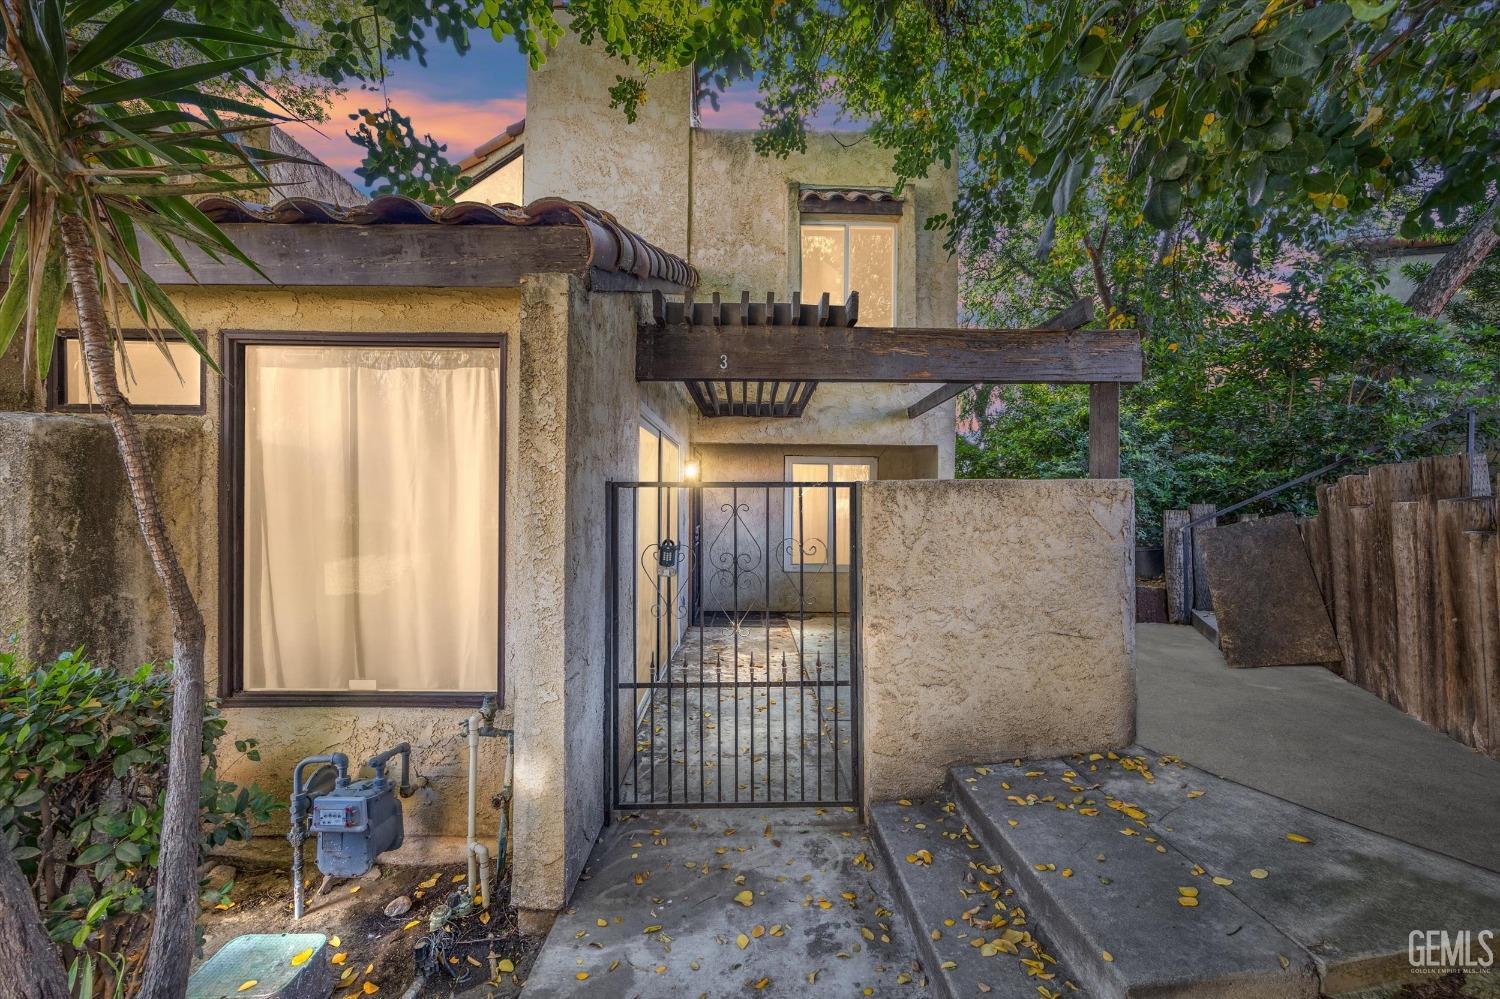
[1136,622,1500,874]
[522,809,930,998]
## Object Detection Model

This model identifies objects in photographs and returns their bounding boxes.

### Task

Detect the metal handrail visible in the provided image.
[1174,406,1486,623]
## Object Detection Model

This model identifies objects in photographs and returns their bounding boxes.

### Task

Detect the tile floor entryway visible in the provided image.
[618,615,856,807]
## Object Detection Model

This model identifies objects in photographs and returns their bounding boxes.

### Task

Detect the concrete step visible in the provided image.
[946,756,1319,999]
[870,798,1084,998]
[946,751,1500,997]
[1191,608,1219,645]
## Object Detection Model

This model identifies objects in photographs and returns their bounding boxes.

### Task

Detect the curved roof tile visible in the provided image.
[196,194,698,289]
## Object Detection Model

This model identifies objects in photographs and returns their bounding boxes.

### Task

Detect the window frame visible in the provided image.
[218,329,507,708]
[47,328,207,414]
[782,455,876,572]
[797,218,899,326]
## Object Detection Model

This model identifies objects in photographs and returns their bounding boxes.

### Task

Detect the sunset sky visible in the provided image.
[284,31,779,190]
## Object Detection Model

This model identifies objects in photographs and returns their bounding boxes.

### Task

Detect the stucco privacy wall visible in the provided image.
[1,287,524,849]
[859,479,1137,808]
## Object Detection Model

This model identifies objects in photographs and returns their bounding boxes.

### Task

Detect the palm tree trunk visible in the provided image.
[56,213,207,999]
[0,838,69,999]
[1406,193,1500,318]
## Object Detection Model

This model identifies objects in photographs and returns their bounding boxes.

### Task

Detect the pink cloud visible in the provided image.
[283,88,526,186]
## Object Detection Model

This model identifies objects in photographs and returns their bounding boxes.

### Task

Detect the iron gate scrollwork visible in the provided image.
[606,481,862,810]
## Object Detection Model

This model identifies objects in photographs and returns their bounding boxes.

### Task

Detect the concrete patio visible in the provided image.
[1136,622,1500,874]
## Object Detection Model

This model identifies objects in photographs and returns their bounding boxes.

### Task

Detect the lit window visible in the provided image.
[784,456,875,569]
[53,334,203,410]
[799,222,896,326]
[230,336,502,698]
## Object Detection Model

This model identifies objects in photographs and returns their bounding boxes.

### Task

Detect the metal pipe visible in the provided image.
[366,743,412,795]
[466,713,481,897]
[288,753,348,920]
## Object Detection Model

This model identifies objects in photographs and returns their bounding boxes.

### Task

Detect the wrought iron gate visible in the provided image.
[606,481,862,809]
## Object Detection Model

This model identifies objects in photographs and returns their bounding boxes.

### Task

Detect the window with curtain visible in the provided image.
[799,221,896,326]
[238,340,501,695]
[784,456,875,569]
[54,334,203,409]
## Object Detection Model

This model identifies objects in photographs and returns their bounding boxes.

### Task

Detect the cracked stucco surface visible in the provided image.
[859,479,1137,808]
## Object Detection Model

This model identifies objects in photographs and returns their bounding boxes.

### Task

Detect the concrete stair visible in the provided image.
[871,798,1081,998]
[872,749,1500,999]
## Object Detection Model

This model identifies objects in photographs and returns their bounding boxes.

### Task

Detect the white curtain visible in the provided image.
[243,344,500,692]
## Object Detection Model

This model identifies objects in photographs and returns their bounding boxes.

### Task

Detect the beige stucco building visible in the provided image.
[0,36,1136,932]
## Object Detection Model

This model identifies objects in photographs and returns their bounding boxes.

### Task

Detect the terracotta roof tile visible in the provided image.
[197,193,697,289]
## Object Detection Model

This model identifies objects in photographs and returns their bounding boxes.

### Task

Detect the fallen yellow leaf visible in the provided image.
[329,935,341,948]
[597,919,608,927]
[736,933,750,949]
[466,956,482,968]
[1101,951,1113,962]
[290,948,313,967]
[498,959,515,973]
[236,982,258,993]
[644,924,663,934]
[1178,887,1199,898]
[575,971,589,981]
[1250,868,1269,879]
[331,952,348,965]
[735,890,754,907]
[1177,896,1199,908]
[1286,833,1313,845]
[348,886,361,894]
[1212,876,1233,886]
[361,983,379,995]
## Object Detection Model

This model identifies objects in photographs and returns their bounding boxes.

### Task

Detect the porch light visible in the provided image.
[683,460,700,480]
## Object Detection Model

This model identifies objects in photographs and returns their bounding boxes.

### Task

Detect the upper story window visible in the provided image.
[799,220,896,327]
[50,332,205,411]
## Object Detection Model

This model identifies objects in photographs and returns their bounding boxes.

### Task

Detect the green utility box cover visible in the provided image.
[187,933,331,999]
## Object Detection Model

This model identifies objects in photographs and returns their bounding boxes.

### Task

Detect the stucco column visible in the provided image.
[508,274,641,931]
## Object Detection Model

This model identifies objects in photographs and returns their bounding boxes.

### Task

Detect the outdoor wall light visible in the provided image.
[683,460,701,480]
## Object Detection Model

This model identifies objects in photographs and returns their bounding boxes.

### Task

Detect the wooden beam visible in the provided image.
[1088,382,1121,478]
[639,324,1142,384]
[906,296,1098,418]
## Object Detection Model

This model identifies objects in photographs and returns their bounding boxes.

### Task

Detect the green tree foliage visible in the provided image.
[0,647,277,999]
[961,260,1499,543]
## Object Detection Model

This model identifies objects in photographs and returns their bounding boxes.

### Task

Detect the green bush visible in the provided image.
[0,646,279,998]
[960,261,1499,544]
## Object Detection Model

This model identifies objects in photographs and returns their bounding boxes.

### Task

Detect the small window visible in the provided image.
[784,456,875,570]
[51,332,204,411]
[799,222,896,326]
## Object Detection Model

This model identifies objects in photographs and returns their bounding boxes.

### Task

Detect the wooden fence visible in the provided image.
[1299,451,1497,758]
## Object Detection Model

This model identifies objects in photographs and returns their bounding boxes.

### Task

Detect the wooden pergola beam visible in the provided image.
[636,325,1141,384]
[906,296,1097,419]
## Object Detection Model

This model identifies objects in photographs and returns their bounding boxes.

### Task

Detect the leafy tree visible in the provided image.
[962,260,1499,542]
[0,1,290,995]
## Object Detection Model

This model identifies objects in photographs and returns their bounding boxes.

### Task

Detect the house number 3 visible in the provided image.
[719,354,729,370]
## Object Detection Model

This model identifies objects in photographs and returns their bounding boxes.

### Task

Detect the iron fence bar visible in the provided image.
[630,486,641,807]
[606,483,618,815]
[661,481,672,803]
[618,680,853,689]
[850,483,863,817]
[696,512,705,805]
[832,482,840,802]
[797,485,807,802]
[732,486,741,804]
[764,491,772,800]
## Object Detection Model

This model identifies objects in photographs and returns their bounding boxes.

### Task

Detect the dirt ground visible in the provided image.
[198,846,540,997]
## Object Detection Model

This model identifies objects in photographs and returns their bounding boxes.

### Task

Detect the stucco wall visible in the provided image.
[1,288,525,849]
[507,273,641,916]
[859,479,1137,807]
[524,30,691,257]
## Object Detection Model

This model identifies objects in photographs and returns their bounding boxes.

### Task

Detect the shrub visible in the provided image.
[0,646,278,998]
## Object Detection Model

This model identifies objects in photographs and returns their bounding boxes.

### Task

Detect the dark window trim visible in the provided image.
[218,329,507,709]
[798,198,903,217]
[46,328,208,415]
